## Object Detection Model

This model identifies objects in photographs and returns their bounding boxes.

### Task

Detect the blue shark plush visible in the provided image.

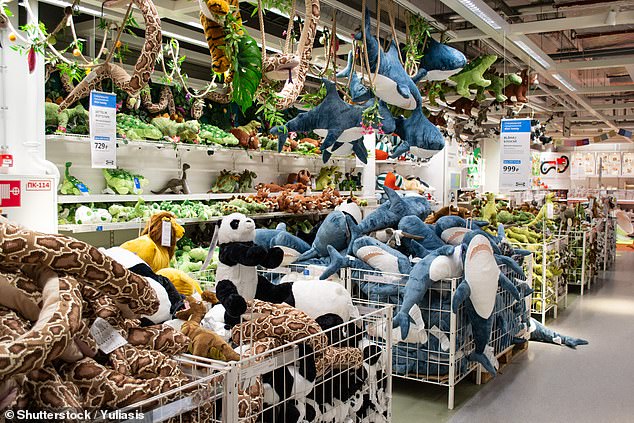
[255,222,288,247]
[255,223,312,266]
[337,51,372,103]
[392,244,462,338]
[411,38,467,83]
[348,188,431,254]
[352,236,412,275]
[297,210,358,261]
[356,8,421,110]
[528,318,589,348]
[390,106,446,159]
[452,234,520,375]
[396,216,445,257]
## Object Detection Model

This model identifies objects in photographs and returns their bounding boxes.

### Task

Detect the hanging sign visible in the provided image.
[89,91,117,169]
[499,119,531,191]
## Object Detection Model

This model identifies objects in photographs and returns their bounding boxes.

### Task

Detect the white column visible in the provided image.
[361,133,376,199]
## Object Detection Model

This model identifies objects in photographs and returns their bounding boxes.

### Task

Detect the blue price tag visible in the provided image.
[96,226,103,231]
[75,183,89,193]
[134,177,140,190]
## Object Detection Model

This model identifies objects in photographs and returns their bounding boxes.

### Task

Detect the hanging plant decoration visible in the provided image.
[230,30,262,112]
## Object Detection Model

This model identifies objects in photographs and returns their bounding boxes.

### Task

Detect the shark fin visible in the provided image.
[452,281,471,313]
[397,84,411,99]
[275,222,287,231]
[389,141,410,158]
[297,247,319,262]
[498,272,521,301]
[322,148,333,163]
[322,131,342,150]
[384,186,402,207]
[392,310,416,340]
[468,352,497,376]
[495,254,526,279]
[337,51,354,79]
[276,129,288,152]
[320,245,349,280]
[352,139,368,164]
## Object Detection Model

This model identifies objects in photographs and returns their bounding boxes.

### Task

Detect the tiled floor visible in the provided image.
[392,252,634,423]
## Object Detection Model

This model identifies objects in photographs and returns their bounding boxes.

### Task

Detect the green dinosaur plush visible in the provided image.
[210,170,240,193]
[237,169,257,192]
[238,121,262,134]
[449,55,498,98]
[103,168,148,195]
[117,114,163,140]
[477,72,522,102]
[59,162,90,195]
[200,123,240,146]
[481,192,497,226]
[46,103,89,134]
[315,166,342,191]
[150,117,201,142]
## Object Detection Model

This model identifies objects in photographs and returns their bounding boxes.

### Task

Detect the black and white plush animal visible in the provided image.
[214,213,285,325]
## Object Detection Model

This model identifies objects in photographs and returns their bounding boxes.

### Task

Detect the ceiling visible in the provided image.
[37,0,634,142]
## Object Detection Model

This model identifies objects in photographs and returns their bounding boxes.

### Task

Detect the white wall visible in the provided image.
[482,137,501,193]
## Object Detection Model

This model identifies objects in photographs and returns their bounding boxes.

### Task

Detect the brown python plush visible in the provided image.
[141,85,176,115]
[58,0,162,111]
[257,0,320,110]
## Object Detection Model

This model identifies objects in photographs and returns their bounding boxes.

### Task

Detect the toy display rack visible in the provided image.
[111,355,226,423]
[564,224,600,295]
[516,235,567,325]
[345,263,529,410]
[190,268,393,422]
[601,216,617,271]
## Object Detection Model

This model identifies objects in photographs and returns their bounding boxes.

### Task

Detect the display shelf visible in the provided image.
[57,190,363,204]
[58,210,332,233]
[46,134,356,162]
[564,224,599,295]
[376,159,430,167]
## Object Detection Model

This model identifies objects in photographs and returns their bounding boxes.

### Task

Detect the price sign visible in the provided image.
[500,119,531,191]
[89,91,117,169]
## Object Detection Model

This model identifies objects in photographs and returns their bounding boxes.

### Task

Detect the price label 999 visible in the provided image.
[503,165,520,173]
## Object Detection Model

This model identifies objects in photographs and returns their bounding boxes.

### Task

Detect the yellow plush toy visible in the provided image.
[157,267,203,296]
[121,212,184,272]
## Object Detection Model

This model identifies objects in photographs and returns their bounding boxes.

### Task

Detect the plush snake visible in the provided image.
[58,0,162,111]
[141,85,176,115]
[256,0,321,110]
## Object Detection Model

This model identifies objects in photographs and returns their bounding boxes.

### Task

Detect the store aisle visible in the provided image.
[393,252,634,423]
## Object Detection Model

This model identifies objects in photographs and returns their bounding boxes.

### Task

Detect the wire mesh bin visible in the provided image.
[111,355,226,423]
[516,236,567,324]
[190,268,393,422]
[346,268,474,410]
[603,216,617,270]
[564,225,599,295]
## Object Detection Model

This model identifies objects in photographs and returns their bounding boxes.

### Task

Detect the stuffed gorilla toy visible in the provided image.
[215,213,289,325]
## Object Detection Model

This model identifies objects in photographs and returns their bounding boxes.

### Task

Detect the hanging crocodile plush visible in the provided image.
[505,69,538,104]
[411,38,467,83]
[448,54,498,98]
[150,117,201,142]
[477,71,522,103]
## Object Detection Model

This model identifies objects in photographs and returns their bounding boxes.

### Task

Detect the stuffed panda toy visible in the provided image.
[101,246,185,324]
[215,213,287,325]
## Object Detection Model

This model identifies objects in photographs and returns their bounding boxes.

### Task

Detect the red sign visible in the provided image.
[0,181,21,207]
[26,179,52,191]
[1,154,13,168]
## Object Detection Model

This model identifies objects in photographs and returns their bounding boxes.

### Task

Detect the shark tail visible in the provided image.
[392,310,415,340]
[276,130,288,152]
[337,51,355,79]
[561,336,589,349]
[468,352,497,376]
[320,245,350,280]
[389,141,410,159]
[346,222,362,256]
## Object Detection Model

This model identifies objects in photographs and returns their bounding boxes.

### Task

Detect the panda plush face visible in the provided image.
[218,213,256,244]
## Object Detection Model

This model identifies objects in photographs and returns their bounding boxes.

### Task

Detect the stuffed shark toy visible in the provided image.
[390,106,446,159]
[297,205,362,261]
[336,51,373,103]
[355,7,421,110]
[271,80,395,163]
[255,223,312,266]
[451,234,520,375]
[411,38,467,83]
[348,187,431,254]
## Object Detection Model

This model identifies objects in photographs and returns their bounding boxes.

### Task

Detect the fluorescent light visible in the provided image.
[552,73,577,92]
[161,30,209,48]
[513,40,551,69]
[41,0,112,18]
[457,0,502,30]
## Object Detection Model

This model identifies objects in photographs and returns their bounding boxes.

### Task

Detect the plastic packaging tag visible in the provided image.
[546,203,554,219]
[134,177,141,190]
[161,220,172,247]
[76,183,89,195]
[90,317,127,353]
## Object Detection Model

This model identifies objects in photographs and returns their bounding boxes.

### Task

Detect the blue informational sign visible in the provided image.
[500,118,531,190]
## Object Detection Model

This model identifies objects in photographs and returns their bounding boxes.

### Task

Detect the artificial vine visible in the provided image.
[404,13,433,76]
[255,84,286,128]
[299,84,327,108]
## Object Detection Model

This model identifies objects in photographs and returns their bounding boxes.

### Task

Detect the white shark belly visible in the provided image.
[373,74,418,110]
[465,251,499,318]
[357,246,401,274]
[423,68,463,81]
[409,146,443,159]
[314,127,364,143]
[441,227,470,245]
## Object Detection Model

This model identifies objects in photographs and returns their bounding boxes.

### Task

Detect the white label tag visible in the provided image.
[161,220,172,247]
[89,317,128,353]
[429,325,450,351]
[89,91,117,169]
[546,203,554,219]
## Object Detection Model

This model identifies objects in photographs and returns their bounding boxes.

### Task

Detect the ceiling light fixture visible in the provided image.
[605,9,617,26]
[456,0,503,30]
[552,73,577,92]
[512,40,551,69]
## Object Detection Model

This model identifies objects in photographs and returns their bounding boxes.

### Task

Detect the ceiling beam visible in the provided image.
[554,55,634,71]
[509,11,634,35]
[553,103,634,112]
